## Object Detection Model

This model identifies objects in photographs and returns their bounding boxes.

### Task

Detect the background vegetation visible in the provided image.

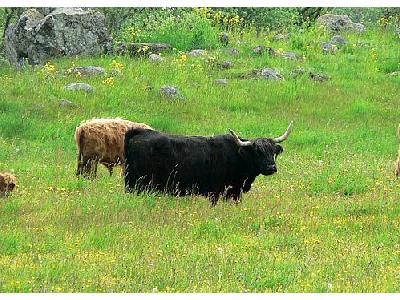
[0,7,400,52]
[0,7,399,292]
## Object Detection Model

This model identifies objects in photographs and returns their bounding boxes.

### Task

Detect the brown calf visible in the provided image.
[0,172,17,196]
[75,118,152,178]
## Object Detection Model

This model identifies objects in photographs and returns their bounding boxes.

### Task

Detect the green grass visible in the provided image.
[0,26,399,292]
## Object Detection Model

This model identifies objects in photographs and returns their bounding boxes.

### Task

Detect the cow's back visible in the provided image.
[77,118,151,163]
[124,129,246,195]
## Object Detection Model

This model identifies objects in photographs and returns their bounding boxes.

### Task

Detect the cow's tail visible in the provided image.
[75,126,84,176]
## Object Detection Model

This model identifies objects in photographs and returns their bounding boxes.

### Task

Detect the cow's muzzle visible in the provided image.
[262,164,277,176]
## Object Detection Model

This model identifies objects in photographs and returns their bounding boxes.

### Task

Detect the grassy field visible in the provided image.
[0,25,399,292]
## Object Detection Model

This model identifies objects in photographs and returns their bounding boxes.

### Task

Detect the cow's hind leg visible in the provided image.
[76,161,84,177]
[225,188,242,205]
[104,164,113,176]
[209,193,218,207]
[76,154,85,177]
[83,160,92,179]
[78,157,91,179]
[81,159,97,179]
[92,161,98,179]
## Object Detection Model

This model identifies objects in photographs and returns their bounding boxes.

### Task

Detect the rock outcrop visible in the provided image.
[317,14,365,33]
[5,8,112,67]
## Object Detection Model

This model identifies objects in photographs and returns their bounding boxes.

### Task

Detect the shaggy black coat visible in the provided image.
[124,128,283,205]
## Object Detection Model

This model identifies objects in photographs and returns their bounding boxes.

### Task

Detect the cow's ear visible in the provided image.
[275,144,284,155]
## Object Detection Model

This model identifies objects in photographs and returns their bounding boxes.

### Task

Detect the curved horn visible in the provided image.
[228,129,252,146]
[273,121,293,143]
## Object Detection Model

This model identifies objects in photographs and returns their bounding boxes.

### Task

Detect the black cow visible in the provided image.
[124,122,293,205]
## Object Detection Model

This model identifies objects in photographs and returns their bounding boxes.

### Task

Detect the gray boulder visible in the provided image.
[259,68,284,80]
[309,71,330,82]
[322,35,347,55]
[352,23,366,33]
[5,8,112,66]
[265,47,302,60]
[322,42,337,55]
[72,66,105,76]
[188,49,207,57]
[59,99,75,108]
[273,33,288,41]
[356,40,371,48]
[214,78,228,85]
[317,14,365,33]
[160,85,184,100]
[331,35,347,47]
[36,7,57,15]
[217,61,234,70]
[219,32,229,46]
[226,48,239,56]
[65,82,94,93]
[241,68,284,80]
[281,51,302,60]
[317,14,352,31]
[290,67,306,79]
[266,47,279,56]
[388,71,400,77]
[253,45,266,55]
[149,54,164,62]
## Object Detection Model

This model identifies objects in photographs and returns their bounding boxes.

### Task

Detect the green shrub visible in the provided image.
[237,8,299,32]
[150,13,219,50]
[119,10,219,51]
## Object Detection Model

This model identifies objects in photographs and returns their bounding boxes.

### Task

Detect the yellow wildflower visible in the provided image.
[110,60,124,72]
[102,76,114,86]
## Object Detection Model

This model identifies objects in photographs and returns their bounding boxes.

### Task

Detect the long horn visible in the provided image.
[273,121,293,143]
[228,129,252,146]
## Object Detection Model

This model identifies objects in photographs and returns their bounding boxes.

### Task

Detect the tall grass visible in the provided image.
[120,12,220,51]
